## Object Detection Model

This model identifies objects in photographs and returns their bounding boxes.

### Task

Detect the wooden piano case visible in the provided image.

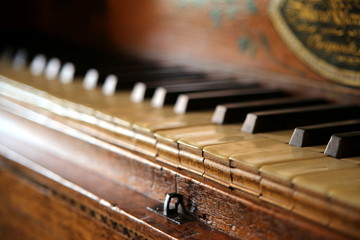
[1,0,360,239]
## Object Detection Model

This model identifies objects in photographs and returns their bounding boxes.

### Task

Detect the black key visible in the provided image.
[324,131,360,158]
[77,64,160,89]
[151,80,256,108]
[174,88,286,114]
[4,33,204,90]
[241,104,360,133]
[113,69,205,90]
[19,38,149,74]
[89,64,160,82]
[1,47,13,63]
[289,119,360,147]
[4,32,160,78]
[71,54,158,79]
[212,98,328,124]
[84,67,204,91]
[130,77,209,103]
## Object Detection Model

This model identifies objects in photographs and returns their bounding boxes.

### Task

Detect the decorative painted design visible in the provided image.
[270,0,360,87]
[238,36,257,56]
[177,0,258,27]
[176,0,266,56]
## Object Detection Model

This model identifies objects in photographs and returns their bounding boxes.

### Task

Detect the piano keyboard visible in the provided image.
[1,45,360,238]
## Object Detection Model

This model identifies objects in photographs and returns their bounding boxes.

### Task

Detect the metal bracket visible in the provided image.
[147,193,193,224]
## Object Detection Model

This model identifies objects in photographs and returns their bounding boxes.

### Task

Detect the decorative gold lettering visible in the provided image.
[321,27,344,36]
[307,34,360,56]
[295,24,317,33]
[285,0,360,26]
[272,0,360,86]
[337,55,360,65]
[348,29,360,38]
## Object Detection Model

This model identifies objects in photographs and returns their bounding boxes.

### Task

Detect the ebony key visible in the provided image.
[131,77,209,103]
[174,88,286,114]
[152,80,256,108]
[325,131,360,158]
[212,97,328,124]
[242,104,360,133]
[289,119,360,147]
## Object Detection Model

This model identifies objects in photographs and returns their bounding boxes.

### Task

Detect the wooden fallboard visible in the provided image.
[2,0,360,89]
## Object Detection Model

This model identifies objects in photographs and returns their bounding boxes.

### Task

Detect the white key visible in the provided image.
[30,54,46,76]
[83,68,99,90]
[151,87,167,108]
[174,94,189,114]
[59,62,75,84]
[12,48,27,70]
[131,82,146,102]
[102,74,118,96]
[45,58,61,80]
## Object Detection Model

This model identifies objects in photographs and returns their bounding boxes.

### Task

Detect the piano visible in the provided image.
[1,0,360,239]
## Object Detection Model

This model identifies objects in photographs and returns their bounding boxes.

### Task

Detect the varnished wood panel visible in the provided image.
[3,0,360,103]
